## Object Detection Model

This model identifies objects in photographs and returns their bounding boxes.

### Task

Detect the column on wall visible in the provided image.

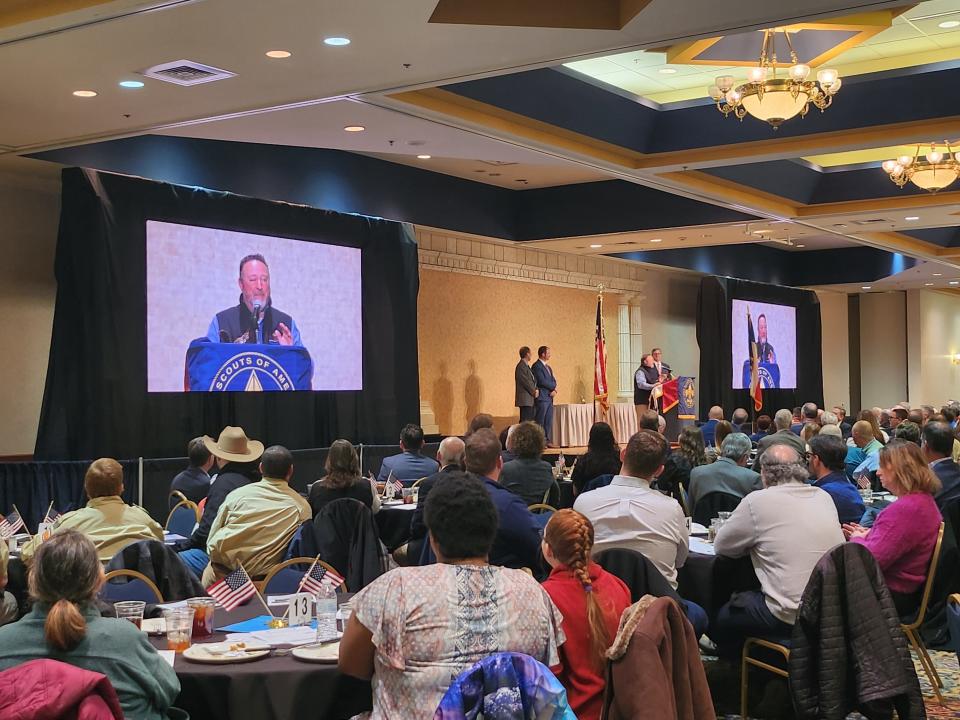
[617,294,642,402]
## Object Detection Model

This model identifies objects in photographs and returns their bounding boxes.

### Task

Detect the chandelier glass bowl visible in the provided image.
[882,143,960,193]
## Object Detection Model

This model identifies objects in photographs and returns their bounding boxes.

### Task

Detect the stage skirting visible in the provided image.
[554,403,637,447]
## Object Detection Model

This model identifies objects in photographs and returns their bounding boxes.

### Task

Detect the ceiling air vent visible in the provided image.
[141,60,235,86]
[852,219,891,226]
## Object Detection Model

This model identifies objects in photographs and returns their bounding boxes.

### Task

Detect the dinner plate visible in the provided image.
[183,641,271,664]
[292,641,340,663]
[141,617,166,636]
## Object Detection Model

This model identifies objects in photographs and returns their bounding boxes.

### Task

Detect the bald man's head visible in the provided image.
[437,436,465,467]
[851,420,874,447]
[708,406,724,420]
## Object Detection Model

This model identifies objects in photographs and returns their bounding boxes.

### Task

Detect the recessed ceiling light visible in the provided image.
[343,125,365,132]
[752,230,769,235]
[590,244,603,248]
[118,80,144,89]
[324,36,350,46]
[796,244,805,248]
[416,154,431,159]
[939,20,960,28]
[905,216,920,221]
[650,238,663,243]
[266,50,292,59]
[659,68,678,74]
[933,273,943,276]
[72,90,97,97]
[861,286,872,290]
[950,281,959,285]
[925,282,935,286]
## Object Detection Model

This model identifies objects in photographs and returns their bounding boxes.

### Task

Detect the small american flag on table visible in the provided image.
[0,509,25,539]
[206,566,257,611]
[299,560,345,596]
[43,508,62,525]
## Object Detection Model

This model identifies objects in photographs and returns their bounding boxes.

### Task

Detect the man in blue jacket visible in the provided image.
[531,346,558,447]
[808,435,864,524]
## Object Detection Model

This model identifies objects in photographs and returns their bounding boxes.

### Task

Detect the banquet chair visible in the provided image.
[411,477,426,489]
[100,569,163,603]
[165,500,199,537]
[691,491,741,527]
[901,521,945,705]
[677,484,691,517]
[261,557,348,595]
[168,490,190,510]
[948,594,960,665]
[527,503,556,533]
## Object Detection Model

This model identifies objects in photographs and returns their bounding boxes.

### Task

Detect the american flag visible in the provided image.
[384,470,402,496]
[43,508,62,525]
[594,291,609,414]
[298,559,344,596]
[206,566,257,611]
[855,474,872,490]
[0,509,25,539]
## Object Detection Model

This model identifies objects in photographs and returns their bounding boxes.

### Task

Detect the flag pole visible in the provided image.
[43,500,53,522]
[242,563,274,618]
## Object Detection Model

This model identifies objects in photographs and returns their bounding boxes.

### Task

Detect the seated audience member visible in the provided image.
[819,411,839,428]
[0,542,15,626]
[800,422,821,450]
[705,420,734,464]
[500,421,558,507]
[638,409,660,432]
[465,413,494,437]
[808,435,864,524]
[700,406,724,447]
[339,476,564,718]
[0,531,179,719]
[408,436,465,559]
[750,415,772,444]
[856,409,888,445]
[541,510,631,720]
[792,403,819,435]
[201,445,311,585]
[845,419,884,478]
[712,445,844,655]
[753,409,806,470]
[377,423,439,483]
[21,458,162,564]
[889,407,908,433]
[731,408,749,433]
[309,440,379,516]
[657,426,706,500]
[463,429,543,571]
[169,436,214,507]
[908,409,924,427]
[844,442,942,616]
[176,426,262,576]
[573,430,707,636]
[834,406,852,438]
[570,422,621,495]
[500,425,517,464]
[921,405,935,426]
[818,423,843,440]
[688,433,760,513]
[893,420,921,446]
[922,421,960,510]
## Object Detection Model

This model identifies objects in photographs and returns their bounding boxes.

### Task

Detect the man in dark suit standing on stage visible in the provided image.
[514,346,539,422]
[532,346,558,447]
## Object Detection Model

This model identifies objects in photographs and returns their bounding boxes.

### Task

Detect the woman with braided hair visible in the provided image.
[542,509,631,720]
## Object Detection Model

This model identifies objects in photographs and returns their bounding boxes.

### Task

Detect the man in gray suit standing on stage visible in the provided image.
[515,346,539,422]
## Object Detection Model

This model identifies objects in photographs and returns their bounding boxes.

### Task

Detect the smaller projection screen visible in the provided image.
[730,299,797,390]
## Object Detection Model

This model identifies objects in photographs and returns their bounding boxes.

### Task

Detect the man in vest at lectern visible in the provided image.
[207,254,303,346]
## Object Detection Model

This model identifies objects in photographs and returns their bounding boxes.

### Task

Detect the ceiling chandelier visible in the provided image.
[882,142,960,193]
[708,28,841,128]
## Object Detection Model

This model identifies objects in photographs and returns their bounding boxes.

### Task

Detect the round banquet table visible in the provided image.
[150,600,372,720]
[374,501,416,551]
[554,403,637,447]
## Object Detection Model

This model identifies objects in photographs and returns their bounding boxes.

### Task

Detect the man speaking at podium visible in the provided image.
[206,254,303,346]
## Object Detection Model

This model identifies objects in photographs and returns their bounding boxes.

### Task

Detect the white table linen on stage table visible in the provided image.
[553,403,637,447]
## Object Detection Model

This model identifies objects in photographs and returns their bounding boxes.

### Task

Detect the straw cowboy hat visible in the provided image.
[202,426,264,463]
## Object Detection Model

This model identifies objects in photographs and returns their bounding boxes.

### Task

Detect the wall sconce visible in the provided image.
[952,353,960,366]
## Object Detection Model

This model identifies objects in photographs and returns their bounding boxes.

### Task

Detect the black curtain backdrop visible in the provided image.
[35,168,420,460]
[696,276,823,419]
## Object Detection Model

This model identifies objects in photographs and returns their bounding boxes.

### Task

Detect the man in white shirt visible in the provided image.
[712,444,844,656]
[574,429,707,636]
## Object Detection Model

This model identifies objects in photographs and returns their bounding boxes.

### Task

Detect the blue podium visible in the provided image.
[185,340,313,391]
[741,360,781,390]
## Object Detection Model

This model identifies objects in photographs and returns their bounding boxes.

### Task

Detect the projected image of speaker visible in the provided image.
[731,299,797,390]
[146,221,362,393]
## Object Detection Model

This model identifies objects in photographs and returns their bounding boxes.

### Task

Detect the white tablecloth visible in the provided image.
[554,403,637,447]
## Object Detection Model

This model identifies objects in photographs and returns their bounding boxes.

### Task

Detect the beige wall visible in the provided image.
[859,291,908,409]
[816,290,850,411]
[906,289,960,407]
[418,267,622,434]
[0,163,60,455]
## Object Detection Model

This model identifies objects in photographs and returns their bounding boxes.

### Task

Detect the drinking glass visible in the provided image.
[164,608,195,653]
[859,488,873,505]
[718,511,732,522]
[402,488,414,505]
[186,597,216,638]
[114,601,146,629]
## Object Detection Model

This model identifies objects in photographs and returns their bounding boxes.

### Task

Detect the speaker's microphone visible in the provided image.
[252,301,262,319]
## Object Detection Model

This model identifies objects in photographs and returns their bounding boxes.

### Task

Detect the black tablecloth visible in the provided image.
[150,602,371,720]
[678,552,760,622]
[557,480,574,509]
[375,504,415,551]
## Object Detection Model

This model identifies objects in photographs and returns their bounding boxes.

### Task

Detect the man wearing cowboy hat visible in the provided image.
[176,426,264,578]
